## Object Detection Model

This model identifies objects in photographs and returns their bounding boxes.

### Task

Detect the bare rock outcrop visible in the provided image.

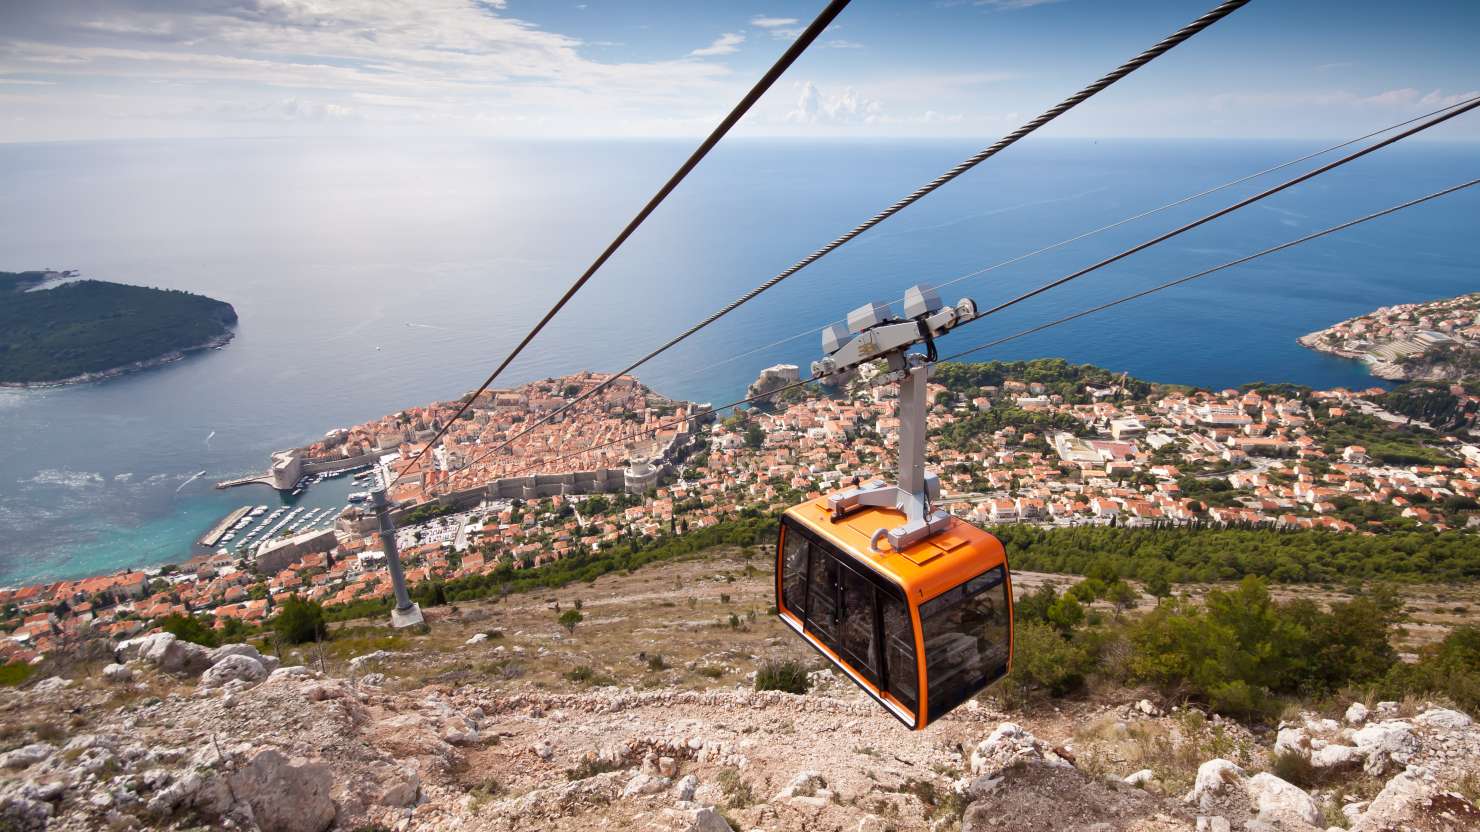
[962,722,1185,832]
[200,654,268,688]
[227,749,336,832]
[1351,766,1480,832]
[136,633,212,675]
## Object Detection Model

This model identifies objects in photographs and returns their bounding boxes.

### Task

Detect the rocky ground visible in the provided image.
[1,548,1477,832]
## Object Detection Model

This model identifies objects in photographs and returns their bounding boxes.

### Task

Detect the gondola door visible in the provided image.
[803,538,843,655]
[837,562,881,686]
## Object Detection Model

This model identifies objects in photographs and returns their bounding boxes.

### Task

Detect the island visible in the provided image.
[0,270,237,386]
[1298,292,1480,383]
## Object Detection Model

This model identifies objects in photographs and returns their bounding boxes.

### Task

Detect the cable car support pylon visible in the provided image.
[810,284,975,552]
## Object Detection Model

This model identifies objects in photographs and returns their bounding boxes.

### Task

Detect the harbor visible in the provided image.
[196,505,251,548]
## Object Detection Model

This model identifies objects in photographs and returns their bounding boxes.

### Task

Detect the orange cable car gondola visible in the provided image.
[773,285,1014,729]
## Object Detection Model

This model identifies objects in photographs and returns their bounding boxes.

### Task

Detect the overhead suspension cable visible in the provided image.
[389,0,854,489]
[965,97,1480,326]
[938,177,1480,364]
[479,177,1478,485]
[433,87,1472,495]
[663,94,1480,388]
[424,0,1250,495]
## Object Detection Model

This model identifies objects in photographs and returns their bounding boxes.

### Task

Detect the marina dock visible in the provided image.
[198,506,251,547]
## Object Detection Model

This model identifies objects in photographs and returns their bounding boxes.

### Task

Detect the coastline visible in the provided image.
[1296,291,1480,384]
[1295,332,1407,381]
[0,329,236,390]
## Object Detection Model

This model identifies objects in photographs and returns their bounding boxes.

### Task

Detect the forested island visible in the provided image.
[0,270,237,386]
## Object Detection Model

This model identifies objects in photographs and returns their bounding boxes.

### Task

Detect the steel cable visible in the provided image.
[473,177,1477,487]
[389,0,855,488]
[424,0,1251,495]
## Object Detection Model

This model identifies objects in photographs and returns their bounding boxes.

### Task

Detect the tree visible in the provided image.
[1046,595,1085,633]
[159,613,220,647]
[558,609,583,635]
[743,422,765,450]
[219,617,251,644]
[1107,580,1140,613]
[273,595,327,645]
[1144,574,1172,605]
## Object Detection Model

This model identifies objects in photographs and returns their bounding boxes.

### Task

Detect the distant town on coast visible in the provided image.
[4,290,1479,662]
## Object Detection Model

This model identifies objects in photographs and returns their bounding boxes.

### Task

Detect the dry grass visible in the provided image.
[1072,709,1258,796]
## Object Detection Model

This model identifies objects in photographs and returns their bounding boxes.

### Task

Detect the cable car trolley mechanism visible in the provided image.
[775,284,1014,729]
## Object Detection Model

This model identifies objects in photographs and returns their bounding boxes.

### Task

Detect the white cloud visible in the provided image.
[0,0,746,140]
[689,32,744,58]
[973,0,1067,9]
[824,39,864,49]
[750,15,802,40]
[786,81,883,125]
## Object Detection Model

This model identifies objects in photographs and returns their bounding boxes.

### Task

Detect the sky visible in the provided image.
[0,0,1477,143]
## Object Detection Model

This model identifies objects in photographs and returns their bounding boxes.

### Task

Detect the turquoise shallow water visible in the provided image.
[0,137,1476,585]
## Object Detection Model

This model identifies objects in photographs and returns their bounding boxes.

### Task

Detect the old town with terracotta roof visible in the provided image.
[4,360,1479,664]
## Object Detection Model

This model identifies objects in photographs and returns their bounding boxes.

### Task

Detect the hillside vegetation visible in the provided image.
[994,524,1480,584]
[0,273,237,384]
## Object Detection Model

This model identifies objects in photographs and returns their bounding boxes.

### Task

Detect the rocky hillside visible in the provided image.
[1,549,1477,832]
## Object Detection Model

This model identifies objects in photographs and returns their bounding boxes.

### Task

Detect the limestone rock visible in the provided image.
[465,633,489,645]
[137,633,212,675]
[1246,772,1322,829]
[1275,726,1313,759]
[269,666,312,682]
[379,770,421,808]
[30,677,70,695]
[102,663,133,684]
[1195,818,1231,832]
[674,774,699,802]
[0,743,55,770]
[227,749,336,832]
[1123,769,1157,788]
[532,740,555,761]
[1415,707,1473,731]
[774,770,826,800]
[1345,702,1369,726]
[1136,699,1163,717]
[199,654,267,688]
[0,792,53,832]
[1354,720,1418,776]
[1310,743,1364,773]
[686,807,734,832]
[1185,759,1246,808]
[207,642,262,664]
[969,723,1072,778]
[1352,767,1480,832]
[621,772,670,798]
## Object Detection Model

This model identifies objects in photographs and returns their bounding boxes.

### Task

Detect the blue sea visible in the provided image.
[0,137,1476,585]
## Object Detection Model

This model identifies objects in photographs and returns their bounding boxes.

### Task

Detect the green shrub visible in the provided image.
[0,663,37,687]
[1270,749,1318,789]
[272,595,327,645]
[1381,625,1480,712]
[564,757,623,781]
[159,612,220,647]
[1128,577,1399,720]
[755,660,809,694]
[716,766,756,808]
[1002,621,1094,701]
[564,665,615,686]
